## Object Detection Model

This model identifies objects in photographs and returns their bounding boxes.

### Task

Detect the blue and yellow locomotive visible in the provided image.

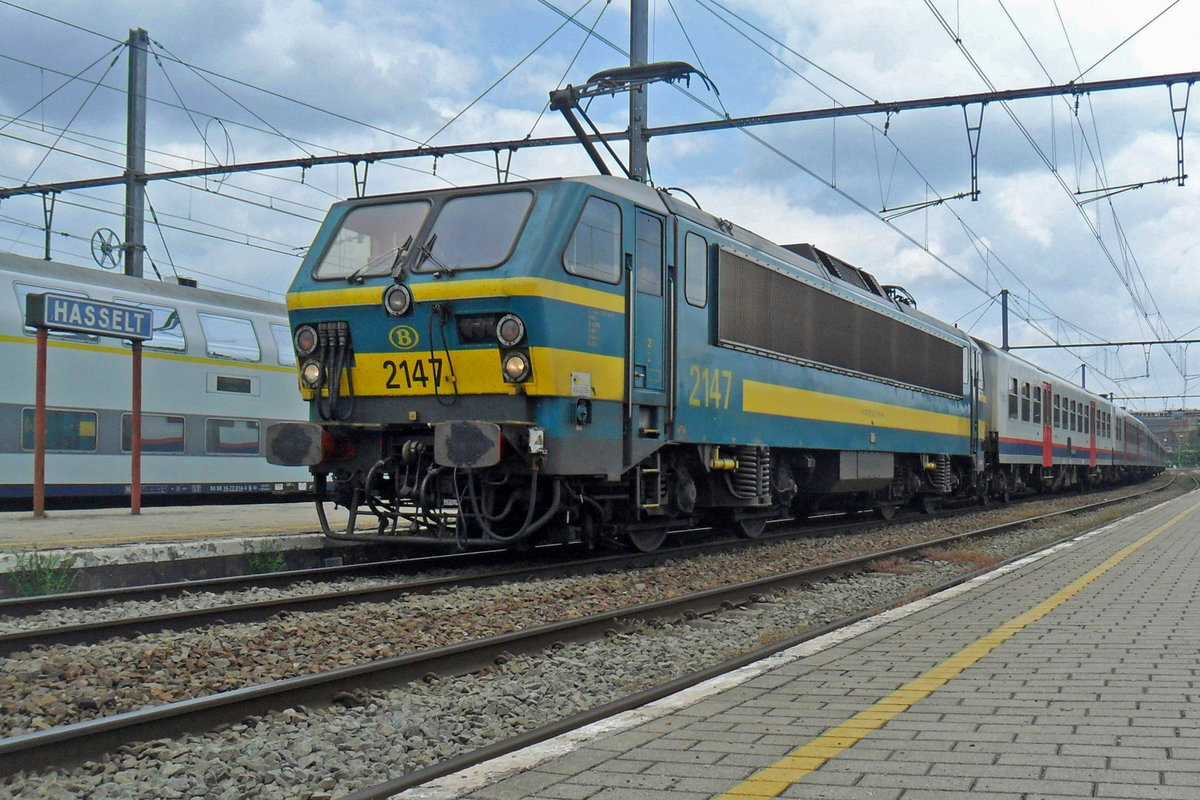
[266,174,1163,550]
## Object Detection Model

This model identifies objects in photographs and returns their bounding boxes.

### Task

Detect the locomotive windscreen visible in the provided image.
[717,248,964,396]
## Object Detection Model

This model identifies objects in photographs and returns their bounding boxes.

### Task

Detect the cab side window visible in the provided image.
[563,197,621,284]
[684,232,708,307]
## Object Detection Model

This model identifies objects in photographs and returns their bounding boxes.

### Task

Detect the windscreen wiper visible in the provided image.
[415,233,454,276]
[347,236,414,283]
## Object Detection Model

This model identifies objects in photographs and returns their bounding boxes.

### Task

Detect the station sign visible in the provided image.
[25,292,153,341]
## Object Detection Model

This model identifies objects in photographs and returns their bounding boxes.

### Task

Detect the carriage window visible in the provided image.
[21,408,97,452]
[1053,394,1061,428]
[1032,386,1042,425]
[684,232,708,307]
[1084,408,1090,435]
[635,211,663,296]
[1008,378,1018,420]
[14,283,97,343]
[1020,382,1031,422]
[205,418,260,456]
[270,323,295,367]
[199,312,260,361]
[122,413,185,454]
[414,191,534,272]
[313,200,430,279]
[116,298,186,351]
[563,196,621,283]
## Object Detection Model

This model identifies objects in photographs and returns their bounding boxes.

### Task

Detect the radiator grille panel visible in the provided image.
[717,249,963,396]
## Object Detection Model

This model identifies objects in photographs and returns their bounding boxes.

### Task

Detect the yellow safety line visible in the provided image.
[717,497,1200,799]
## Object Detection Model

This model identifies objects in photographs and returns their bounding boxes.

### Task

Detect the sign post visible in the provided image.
[25,293,153,517]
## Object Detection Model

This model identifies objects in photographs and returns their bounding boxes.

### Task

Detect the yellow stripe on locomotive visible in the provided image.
[300,347,624,400]
[742,379,971,437]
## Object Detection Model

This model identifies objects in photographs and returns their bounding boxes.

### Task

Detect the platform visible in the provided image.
[409,489,1200,799]
[0,501,353,587]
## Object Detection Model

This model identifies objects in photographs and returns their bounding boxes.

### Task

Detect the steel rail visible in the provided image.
[0,489,1085,653]
[0,476,1178,778]
[343,477,1193,800]
[0,513,883,653]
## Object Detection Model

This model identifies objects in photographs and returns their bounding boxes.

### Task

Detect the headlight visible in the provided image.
[496,313,525,346]
[383,284,413,317]
[301,360,323,389]
[294,324,318,356]
[502,351,531,382]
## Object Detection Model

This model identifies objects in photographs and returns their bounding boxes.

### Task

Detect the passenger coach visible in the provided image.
[1,252,309,504]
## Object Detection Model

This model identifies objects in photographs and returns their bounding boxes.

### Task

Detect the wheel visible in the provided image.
[732,516,766,539]
[627,527,667,553]
[876,503,898,521]
[920,495,939,514]
[711,509,766,539]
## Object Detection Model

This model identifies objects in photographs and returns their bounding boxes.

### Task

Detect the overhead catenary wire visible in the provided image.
[923,0,1184,382]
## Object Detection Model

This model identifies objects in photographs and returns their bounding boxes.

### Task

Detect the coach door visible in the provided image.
[1042,381,1053,467]
[1089,401,1097,467]
[627,208,669,439]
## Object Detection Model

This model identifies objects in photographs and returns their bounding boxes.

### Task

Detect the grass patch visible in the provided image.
[920,547,999,570]
[10,549,76,597]
[245,539,287,574]
[869,556,921,575]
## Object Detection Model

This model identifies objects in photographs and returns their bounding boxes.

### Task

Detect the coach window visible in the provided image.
[684,232,708,307]
[20,408,97,452]
[1008,378,1019,419]
[199,312,261,361]
[117,299,186,351]
[121,413,185,454]
[562,196,621,284]
[1053,394,1061,428]
[1020,382,1031,422]
[14,283,97,343]
[270,323,296,367]
[205,418,260,456]
[1032,386,1042,425]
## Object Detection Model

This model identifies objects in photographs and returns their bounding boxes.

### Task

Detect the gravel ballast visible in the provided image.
[2,482,1187,799]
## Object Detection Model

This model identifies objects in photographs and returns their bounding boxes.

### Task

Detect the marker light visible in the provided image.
[301,360,323,389]
[383,284,413,317]
[495,314,526,346]
[294,324,318,356]
[502,351,531,382]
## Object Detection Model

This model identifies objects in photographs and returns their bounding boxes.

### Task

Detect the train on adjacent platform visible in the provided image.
[266,174,1166,551]
[0,252,310,506]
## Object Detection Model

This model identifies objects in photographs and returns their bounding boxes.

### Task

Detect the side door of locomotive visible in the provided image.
[627,207,670,436]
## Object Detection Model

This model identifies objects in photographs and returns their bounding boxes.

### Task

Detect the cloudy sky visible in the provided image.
[0,0,1197,408]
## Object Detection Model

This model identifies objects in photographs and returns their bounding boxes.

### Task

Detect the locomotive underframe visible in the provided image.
[298,413,1011,550]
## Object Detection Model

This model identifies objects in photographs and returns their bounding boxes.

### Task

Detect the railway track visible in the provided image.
[0,475,1183,782]
[0,478,1166,653]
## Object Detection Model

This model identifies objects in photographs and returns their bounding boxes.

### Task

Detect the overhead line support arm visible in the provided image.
[1,71,1195,201]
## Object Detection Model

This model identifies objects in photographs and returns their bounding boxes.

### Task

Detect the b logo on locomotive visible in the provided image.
[388,325,419,350]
